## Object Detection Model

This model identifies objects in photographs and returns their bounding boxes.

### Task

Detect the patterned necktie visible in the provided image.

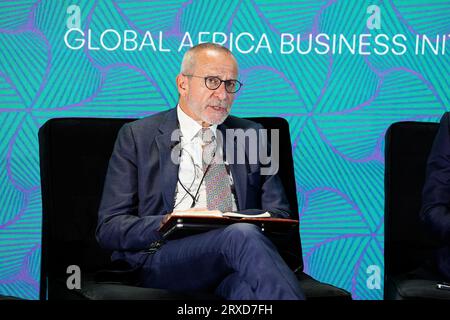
[201,127,233,212]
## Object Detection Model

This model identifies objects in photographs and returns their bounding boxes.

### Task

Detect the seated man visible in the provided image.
[421,112,450,282]
[96,43,305,299]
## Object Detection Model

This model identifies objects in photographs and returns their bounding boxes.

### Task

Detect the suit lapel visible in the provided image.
[155,109,180,212]
[157,112,250,212]
[218,123,248,210]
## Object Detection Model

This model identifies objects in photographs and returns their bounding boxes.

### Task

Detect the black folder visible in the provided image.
[158,214,299,240]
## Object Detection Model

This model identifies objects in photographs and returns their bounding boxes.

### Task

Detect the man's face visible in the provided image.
[179,49,238,126]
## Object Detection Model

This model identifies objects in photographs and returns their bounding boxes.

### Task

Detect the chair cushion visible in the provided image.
[51,276,220,300]
[80,280,219,300]
[0,295,23,300]
[296,272,352,300]
[388,277,450,300]
[51,272,352,300]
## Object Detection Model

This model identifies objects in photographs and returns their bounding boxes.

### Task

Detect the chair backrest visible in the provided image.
[38,118,135,299]
[38,116,303,299]
[384,121,441,280]
[246,117,303,270]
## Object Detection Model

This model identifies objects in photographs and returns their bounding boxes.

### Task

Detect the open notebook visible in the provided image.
[171,210,272,219]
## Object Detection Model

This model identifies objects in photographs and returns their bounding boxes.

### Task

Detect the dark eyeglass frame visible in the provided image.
[182,74,243,93]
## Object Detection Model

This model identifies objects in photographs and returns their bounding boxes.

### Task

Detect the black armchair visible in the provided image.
[38,117,351,300]
[384,121,450,300]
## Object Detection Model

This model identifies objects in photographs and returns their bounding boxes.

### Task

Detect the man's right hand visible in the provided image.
[160,208,222,228]
[160,213,172,228]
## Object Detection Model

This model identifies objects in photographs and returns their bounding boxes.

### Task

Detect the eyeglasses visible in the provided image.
[183,74,243,93]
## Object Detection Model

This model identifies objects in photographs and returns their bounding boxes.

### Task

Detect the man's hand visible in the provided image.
[160,213,172,228]
[160,208,222,227]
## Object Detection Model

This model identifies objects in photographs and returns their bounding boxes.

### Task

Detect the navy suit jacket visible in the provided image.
[421,112,450,281]
[96,108,291,267]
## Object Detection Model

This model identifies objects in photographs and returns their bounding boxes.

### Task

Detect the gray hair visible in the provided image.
[180,43,236,74]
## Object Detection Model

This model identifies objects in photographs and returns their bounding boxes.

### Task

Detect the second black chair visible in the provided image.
[385,121,450,300]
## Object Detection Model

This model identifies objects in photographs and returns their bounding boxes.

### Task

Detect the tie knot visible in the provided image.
[201,127,215,144]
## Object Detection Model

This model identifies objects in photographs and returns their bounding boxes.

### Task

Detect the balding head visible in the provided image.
[180,43,238,75]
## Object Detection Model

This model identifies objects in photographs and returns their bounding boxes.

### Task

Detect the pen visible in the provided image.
[436,282,450,291]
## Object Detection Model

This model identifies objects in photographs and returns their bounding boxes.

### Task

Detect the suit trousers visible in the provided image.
[139,223,305,300]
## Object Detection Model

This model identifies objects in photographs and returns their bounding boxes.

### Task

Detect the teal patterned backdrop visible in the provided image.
[0,0,448,300]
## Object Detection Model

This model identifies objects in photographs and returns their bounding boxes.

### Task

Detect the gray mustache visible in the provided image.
[208,101,229,108]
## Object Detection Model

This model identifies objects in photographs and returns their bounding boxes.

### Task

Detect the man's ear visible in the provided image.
[176,74,187,96]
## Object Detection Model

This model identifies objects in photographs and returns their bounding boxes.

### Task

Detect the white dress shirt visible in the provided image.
[173,105,237,211]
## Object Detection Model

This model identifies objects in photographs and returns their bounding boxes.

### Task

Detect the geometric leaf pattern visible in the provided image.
[0,1,36,31]
[255,0,329,35]
[391,0,450,36]
[234,67,308,116]
[315,70,444,160]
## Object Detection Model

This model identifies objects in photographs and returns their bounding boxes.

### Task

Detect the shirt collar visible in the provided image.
[177,105,217,141]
